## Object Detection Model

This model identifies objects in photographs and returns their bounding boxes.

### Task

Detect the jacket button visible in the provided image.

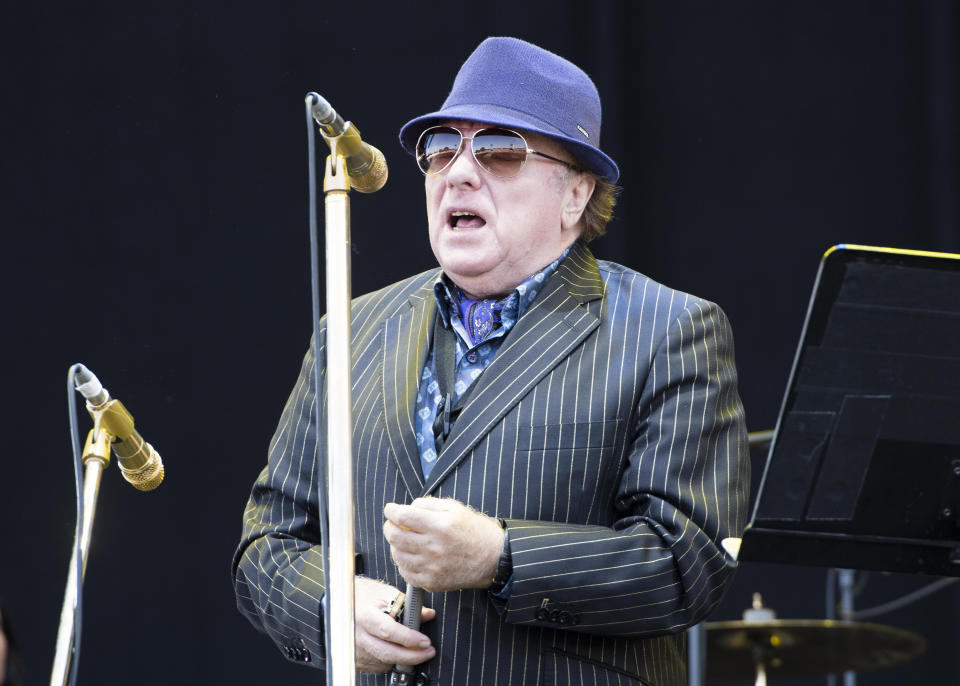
[535,608,549,621]
[548,609,561,623]
[572,614,581,625]
[558,611,572,625]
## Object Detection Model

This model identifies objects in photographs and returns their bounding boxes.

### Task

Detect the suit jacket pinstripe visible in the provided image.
[233,242,750,685]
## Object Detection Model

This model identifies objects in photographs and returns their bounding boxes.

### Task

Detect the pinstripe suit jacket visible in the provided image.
[233,242,749,686]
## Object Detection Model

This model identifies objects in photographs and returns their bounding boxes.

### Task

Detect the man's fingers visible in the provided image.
[383,519,430,553]
[355,633,435,673]
[409,496,454,512]
[367,640,435,670]
[373,616,432,649]
[384,502,443,533]
[383,503,442,540]
[355,600,436,673]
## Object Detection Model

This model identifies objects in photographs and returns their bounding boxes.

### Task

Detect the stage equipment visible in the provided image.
[720,244,960,684]
[51,364,164,686]
[706,595,925,685]
[305,93,388,686]
[72,364,164,490]
[739,245,960,574]
[309,92,388,193]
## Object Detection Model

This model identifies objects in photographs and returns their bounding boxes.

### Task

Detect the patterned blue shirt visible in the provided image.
[416,249,570,478]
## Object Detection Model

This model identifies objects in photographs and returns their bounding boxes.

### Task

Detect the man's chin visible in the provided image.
[442,264,493,283]
[437,249,497,277]
[441,265,499,294]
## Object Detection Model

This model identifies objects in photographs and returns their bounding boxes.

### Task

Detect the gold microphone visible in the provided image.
[307,92,388,193]
[74,364,164,491]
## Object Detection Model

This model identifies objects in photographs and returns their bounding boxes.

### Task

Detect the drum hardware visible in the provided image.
[705,593,926,685]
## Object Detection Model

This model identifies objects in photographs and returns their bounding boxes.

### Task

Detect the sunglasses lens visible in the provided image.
[472,129,527,177]
[417,127,462,174]
[416,127,531,177]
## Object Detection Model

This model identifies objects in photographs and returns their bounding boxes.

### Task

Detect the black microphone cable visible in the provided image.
[65,364,86,686]
[305,95,334,686]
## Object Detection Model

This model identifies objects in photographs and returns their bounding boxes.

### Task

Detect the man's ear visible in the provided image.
[560,172,596,233]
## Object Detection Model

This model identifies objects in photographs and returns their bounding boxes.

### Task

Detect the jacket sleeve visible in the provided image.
[499,300,750,636]
[231,335,328,667]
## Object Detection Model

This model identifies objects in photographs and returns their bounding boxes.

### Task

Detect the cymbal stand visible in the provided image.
[826,568,858,686]
[744,593,775,686]
[751,647,769,686]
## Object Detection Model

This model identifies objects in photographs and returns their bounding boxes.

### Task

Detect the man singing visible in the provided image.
[233,36,749,685]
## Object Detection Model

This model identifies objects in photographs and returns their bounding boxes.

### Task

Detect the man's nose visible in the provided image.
[444,141,483,186]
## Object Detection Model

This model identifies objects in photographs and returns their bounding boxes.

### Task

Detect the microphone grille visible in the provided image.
[119,444,165,491]
[350,147,388,194]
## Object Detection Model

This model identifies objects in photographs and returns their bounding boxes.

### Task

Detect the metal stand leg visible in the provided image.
[323,149,357,686]
[826,568,857,686]
[838,569,857,686]
[50,451,107,686]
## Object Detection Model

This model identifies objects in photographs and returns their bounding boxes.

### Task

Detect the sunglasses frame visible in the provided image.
[415,125,581,178]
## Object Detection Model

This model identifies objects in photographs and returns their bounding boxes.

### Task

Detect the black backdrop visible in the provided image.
[2,2,958,684]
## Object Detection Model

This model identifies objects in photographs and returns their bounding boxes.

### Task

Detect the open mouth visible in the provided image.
[449,210,486,229]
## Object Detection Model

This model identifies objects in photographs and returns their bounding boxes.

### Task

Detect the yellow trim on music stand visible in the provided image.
[823,243,960,261]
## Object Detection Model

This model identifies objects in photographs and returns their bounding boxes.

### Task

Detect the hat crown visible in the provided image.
[442,37,602,146]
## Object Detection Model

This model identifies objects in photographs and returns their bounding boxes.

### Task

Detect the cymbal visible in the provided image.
[705,619,926,679]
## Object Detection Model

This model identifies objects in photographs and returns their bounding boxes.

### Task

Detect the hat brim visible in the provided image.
[399,103,620,183]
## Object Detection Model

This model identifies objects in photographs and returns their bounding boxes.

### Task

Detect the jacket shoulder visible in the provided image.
[350,268,439,323]
[595,258,719,318]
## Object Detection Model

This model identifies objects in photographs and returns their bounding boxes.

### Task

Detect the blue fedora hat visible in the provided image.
[399,37,619,183]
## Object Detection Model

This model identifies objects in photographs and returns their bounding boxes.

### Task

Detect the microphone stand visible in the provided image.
[318,125,358,686]
[307,92,388,684]
[49,417,114,686]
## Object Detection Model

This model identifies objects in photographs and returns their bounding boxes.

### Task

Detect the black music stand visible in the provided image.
[740,244,960,577]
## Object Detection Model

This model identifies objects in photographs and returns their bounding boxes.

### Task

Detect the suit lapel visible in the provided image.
[422,243,605,495]
[381,283,436,498]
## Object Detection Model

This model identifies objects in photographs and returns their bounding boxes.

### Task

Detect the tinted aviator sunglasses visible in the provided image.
[415,126,581,178]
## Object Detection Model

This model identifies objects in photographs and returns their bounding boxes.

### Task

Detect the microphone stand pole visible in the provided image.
[321,137,357,686]
[50,426,113,686]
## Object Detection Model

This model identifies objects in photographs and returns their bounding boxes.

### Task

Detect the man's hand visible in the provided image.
[354,576,436,673]
[383,497,505,592]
